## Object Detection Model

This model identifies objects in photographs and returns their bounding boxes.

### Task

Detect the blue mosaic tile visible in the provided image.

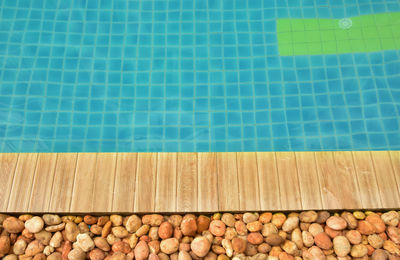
[0,0,399,152]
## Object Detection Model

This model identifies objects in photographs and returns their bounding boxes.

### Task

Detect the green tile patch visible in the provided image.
[277,12,400,55]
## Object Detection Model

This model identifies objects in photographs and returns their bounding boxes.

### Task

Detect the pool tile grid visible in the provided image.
[0,0,399,152]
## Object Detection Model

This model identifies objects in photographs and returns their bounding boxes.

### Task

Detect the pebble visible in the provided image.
[271,214,286,228]
[143,214,164,227]
[351,244,369,258]
[259,213,273,224]
[232,237,247,253]
[13,239,27,255]
[243,213,259,224]
[314,232,333,250]
[326,216,347,231]
[25,240,44,257]
[248,232,264,245]
[209,220,226,237]
[135,240,150,260]
[35,230,52,245]
[387,226,400,244]
[0,236,11,257]
[68,247,86,260]
[94,237,110,251]
[191,236,211,257]
[110,215,123,226]
[76,233,95,252]
[266,234,284,246]
[358,220,376,235]
[88,248,105,260]
[221,213,236,227]
[368,234,384,249]
[333,236,351,257]
[160,238,179,254]
[381,211,399,227]
[125,215,142,233]
[282,217,299,233]
[24,216,44,233]
[346,229,362,245]
[158,221,173,239]
[299,211,318,223]
[65,221,80,242]
[3,217,25,233]
[0,211,400,259]
[181,217,197,236]
[366,215,386,233]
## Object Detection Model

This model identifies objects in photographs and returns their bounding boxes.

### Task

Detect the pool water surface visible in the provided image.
[0,0,399,152]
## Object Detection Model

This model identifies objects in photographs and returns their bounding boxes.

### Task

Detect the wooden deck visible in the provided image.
[0,151,399,213]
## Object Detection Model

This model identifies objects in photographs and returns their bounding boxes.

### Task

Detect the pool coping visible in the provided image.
[1,151,399,213]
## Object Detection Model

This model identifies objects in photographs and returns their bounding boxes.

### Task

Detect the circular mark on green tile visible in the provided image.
[339,18,352,29]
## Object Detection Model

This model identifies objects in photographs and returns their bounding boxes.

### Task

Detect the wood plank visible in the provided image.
[370,151,400,208]
[333,151,362,209]
[92,153,117,212]
[70,153,97,212]
[176,153,198,212]
[7,153,38,212]
[113,153,137,212]
[275,152,302,210]
[197,152,218,212]
[295,152,323,210]
[216,153,240,211]
[134,153,157,212]
[237,152,260,211]
[0,153,19,211]
[49,153,78,212]
[155,153,177,212]
[389,151,400,192]
[352,151,382,208]
[315,152,342,209]
[29,153,57,212]
[256,152,281,210]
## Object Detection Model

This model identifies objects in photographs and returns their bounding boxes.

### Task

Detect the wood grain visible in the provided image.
[216,153,240,211]
[134,153,157,212]
[333,151,362,209]
[49,153,78,212]
[7,153,38,212]
[70,153,97,212]
[177,153,198,212]
[197,152,218,212]
[276,152,302,210]
[370,151,400,208]
[256,152,281,210]
[237,152,260,211]
[92,153,117,212]
[0,153,19,211]
[2,151,400,213]
[113,153,137,212]
[29,153,57,212]
[155,153,177,212]
[352,151,382,208]
[295,152,323,210]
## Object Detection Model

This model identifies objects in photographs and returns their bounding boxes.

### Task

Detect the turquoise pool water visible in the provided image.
[0,0,399,152]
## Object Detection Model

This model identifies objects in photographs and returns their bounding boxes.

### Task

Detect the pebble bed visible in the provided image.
[1,211,400,260]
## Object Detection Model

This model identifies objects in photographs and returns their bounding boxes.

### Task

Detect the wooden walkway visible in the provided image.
[0,151,399,213]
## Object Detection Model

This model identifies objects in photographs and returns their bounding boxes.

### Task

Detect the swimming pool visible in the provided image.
[0,0,399,152]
